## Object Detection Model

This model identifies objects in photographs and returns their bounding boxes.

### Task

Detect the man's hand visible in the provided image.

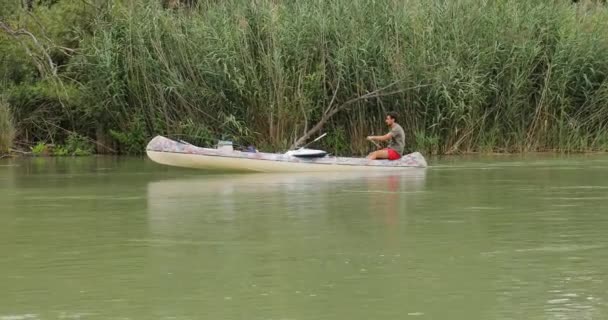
[366,136,374,141]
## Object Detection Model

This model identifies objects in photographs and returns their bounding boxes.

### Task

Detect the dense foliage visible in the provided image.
[1,0,608,155]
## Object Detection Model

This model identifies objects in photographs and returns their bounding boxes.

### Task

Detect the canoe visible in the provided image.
[146,135,428,172]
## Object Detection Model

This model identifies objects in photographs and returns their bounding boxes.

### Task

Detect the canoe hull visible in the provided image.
[146,136,427,173]
[147,150,423,172]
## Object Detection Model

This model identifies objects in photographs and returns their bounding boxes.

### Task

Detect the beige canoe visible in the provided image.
[146,136,427,173]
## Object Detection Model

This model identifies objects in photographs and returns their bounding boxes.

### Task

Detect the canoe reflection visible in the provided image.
[146,170,426,235]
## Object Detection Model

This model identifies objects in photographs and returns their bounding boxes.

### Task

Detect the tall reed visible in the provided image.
[4,0,608,154]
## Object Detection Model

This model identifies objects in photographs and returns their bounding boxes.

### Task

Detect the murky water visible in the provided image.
[1,155,607,319]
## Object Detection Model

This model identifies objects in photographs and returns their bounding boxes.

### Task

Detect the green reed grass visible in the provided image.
[3,0,608,155]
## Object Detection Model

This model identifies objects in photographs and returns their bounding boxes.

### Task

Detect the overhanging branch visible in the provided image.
[0,20,57,76]
[291,82,429,149]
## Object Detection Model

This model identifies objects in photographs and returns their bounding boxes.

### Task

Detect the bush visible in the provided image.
[3,0,608,155]
[53,145,69,156]
[64,132,93,156]
[50,133,93,156]
[31,142,48,156]
[29,133,93,157]
[109,115,148,155]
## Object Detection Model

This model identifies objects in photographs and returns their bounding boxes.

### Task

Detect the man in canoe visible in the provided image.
[366,111,405,160]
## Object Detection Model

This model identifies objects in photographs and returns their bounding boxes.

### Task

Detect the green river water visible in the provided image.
[1,155,607,320]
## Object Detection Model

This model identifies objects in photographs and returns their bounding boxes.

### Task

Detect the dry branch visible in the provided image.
[0,20,57,76]
[291,82,429,149]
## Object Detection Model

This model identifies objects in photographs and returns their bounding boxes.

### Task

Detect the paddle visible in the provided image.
[367,137,382,149]
[299,132,327,149]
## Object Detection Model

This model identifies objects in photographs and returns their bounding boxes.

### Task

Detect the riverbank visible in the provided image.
[2,142,607,161]
[1,0,608,156]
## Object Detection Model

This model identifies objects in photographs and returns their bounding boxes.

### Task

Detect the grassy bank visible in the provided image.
[1,0,608,155]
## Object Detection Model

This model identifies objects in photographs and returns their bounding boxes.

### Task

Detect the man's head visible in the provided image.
[385,111,398,126]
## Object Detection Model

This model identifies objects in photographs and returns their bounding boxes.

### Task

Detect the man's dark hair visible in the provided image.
[386,111,399,122]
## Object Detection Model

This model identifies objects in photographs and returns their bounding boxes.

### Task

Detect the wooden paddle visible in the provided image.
[367,137,382,149]
[299,132,327,149]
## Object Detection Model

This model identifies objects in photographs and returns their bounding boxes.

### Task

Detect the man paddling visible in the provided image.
[366,111,405,160]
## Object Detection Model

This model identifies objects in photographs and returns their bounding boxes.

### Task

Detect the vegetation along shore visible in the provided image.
[1,0,607,157]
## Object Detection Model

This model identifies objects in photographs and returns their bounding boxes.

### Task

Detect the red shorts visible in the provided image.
[385,148,401,160]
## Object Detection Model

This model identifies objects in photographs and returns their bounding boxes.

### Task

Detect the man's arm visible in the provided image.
[367,133,393,142]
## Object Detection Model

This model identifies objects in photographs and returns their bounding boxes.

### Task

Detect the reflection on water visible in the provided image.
[146,171,426,235]
[1,156,608,319]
